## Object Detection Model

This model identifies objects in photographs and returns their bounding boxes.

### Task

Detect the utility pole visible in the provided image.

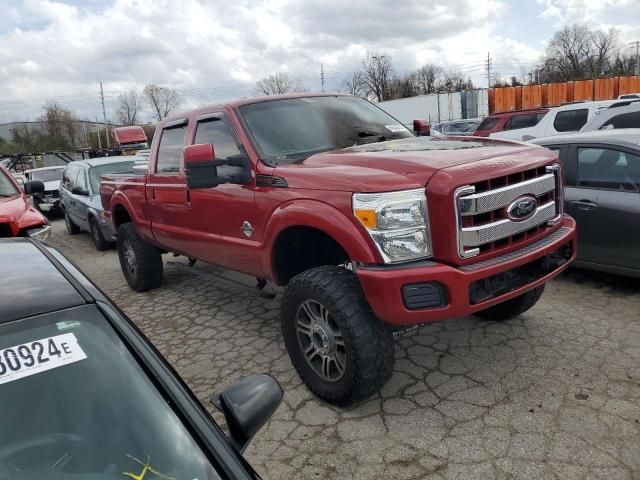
[320,64,325,92]
[486,52,492,89]
[95,117,102,149]
[631,41,640,76]
[99,81,110,148]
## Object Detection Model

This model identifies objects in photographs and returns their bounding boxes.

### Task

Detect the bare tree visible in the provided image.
[143,84,179,121]
[361,52,393,102]
[117,91,141,126]
[341,71,368,96]
[538,24,620,81]
[254,72,305,95]
[388,72,419,99]
[415,65,444,95]
[437,70,474,93]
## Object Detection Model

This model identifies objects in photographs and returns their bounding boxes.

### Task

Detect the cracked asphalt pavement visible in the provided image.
[48,219,640,480]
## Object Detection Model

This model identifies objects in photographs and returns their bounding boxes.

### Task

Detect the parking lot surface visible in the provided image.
[48,219,640,480]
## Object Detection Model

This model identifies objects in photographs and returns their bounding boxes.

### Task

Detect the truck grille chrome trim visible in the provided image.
[461,201,556,247]
[454,164,560,259]
[459,174,555,216]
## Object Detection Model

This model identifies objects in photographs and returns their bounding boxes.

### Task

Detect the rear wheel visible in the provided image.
[474,285,545,321]
[89,217,111,251]
[117,222,163,291]
[281,266,395,406]
[64,211,80,235]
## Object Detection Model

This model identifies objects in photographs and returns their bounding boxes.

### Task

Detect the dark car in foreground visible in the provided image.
[532,129,640,277]
[0,238,282,480]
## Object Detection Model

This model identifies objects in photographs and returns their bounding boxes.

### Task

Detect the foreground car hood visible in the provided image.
[274,136,542,192]
[0,195,48,235]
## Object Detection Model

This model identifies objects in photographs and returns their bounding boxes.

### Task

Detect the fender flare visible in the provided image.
[262,199,381,279]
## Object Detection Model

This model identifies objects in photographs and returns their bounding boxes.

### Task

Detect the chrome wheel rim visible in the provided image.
[122,238,137,277]
[295,300,346,382]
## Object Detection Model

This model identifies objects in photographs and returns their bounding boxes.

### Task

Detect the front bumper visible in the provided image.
[36,196,61,212]
[357,216,576,326]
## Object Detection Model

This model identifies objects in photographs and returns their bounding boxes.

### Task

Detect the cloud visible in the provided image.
[0,0,634,124]
[537,0,638,25]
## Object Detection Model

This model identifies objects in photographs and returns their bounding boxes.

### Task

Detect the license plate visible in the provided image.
[0,333,87,385]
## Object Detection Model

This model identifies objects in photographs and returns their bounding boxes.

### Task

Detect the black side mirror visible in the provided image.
[184,143,251,189]
[24,180,44,195]
[210,374,283,452]
[71,186,89,196]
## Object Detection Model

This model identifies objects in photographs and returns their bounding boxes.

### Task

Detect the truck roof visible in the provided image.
[112,126,147,145]
[162,92,350,123]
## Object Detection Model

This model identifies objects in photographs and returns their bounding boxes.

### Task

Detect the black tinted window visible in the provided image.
[578,147,640,191]
[554,109,588,132]
[156,125,186,173]
[477,117,499,131]
[505,114,538,130]
[194,117,242,160]
[601,112,640,130]
[238,96,412,164]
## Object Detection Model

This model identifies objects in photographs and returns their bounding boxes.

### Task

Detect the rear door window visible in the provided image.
[476,117,500,131]
[505,114,538,130]
[553,109,588,132]
[578,147,640,191]
[156,125,187,174]
[600,112,640,130]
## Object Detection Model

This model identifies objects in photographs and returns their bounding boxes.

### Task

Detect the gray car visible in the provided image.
[60,157,136,250]
[532,130,640,277]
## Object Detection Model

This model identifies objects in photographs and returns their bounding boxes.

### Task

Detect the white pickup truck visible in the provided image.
[490,101,614,141]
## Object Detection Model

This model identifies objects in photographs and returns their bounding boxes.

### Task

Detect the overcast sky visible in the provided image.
[0,0,639,123]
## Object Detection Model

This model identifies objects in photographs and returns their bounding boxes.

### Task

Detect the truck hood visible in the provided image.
[0,195,48,235]
[273,136,542,192]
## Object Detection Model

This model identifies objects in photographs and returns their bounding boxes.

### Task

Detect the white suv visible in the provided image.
[490,101,614,141]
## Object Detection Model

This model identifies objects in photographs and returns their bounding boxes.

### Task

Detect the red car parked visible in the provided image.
[473,108,549,137]
[0,165,51,240]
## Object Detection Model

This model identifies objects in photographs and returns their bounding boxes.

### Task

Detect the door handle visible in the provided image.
[569,199,598,210]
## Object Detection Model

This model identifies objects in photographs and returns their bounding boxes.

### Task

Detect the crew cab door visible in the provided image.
[146,119,191,253]
[185,112,258,273]
[564,143,640,271]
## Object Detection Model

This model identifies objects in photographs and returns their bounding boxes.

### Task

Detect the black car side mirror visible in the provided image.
[23,180,44,195]
[210,374,283,453]
[184,143,251,189]
[71,186,89,196]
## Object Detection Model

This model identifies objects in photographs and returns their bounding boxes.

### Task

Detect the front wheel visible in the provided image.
[64,211,80,235]
[117,222,163,291]
[89,217,112,251]
[474,285,545,321]
[281,266,395,406]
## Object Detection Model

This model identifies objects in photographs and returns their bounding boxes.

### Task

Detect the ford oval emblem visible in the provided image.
[507,196,537,221]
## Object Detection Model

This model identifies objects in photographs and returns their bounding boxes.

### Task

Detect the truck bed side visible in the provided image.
[100,173,155,245]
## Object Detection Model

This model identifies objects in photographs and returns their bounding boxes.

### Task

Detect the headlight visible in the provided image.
[353,188,431,263]
[25,225,52,242]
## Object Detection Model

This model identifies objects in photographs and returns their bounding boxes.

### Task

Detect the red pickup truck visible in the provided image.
[101,93,577,406]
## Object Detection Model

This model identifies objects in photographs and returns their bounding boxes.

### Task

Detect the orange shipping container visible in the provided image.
[488,88,495,113]
[594,78,618,100]
[522,85,542,109]
[619,76,639,95]
[514,86,522,110]
[573,80,593,101]
[494,87,517,112]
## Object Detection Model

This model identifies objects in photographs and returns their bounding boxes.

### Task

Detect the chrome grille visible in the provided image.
[455,165,562,258]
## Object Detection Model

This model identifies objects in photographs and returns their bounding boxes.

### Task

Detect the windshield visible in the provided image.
[0,308,221,480]
[238,96,414,164]
[27,169,64,183]
[88,161,135,193]
[0,169,19,197]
